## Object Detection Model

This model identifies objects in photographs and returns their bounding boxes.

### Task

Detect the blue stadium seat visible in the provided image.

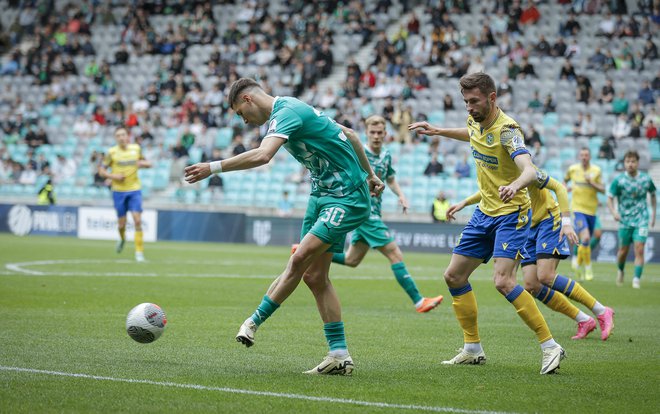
[542,113,558,128]
[215,127,233,149]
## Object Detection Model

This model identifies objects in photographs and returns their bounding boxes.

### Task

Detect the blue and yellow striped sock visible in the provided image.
[535,285,580,320]
[634,265,643,279]
[449,283,480,343]
[332,253,345,265]
[250,295,280,326]
[392,262,422,304]
[551,274,597,309]
[506,285,553,343]
[324,321,347,352]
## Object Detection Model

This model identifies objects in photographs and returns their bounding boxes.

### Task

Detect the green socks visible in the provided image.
[392,262,423,304]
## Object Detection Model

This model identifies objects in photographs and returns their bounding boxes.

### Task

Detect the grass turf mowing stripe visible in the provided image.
[0,365,516,414]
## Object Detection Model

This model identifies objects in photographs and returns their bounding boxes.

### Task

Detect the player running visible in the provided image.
[564,148,605,281]
[409,72,565,374]
[449,169,615,341]
[607,150,657,289]
[184,78,384,375]
[99,126,152,262]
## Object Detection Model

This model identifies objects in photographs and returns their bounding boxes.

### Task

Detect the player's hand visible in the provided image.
[498,184,518,203]
[613,212,621,222]
[184,162,211,184]
[408,121,439,136]
[560,223,579,245]
[137,160,150,168]
[399,196,409,214]
[368,174,385,197]
[113,174,125,182]
[446,201,466,221]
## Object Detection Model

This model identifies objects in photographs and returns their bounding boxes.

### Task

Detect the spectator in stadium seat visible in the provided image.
[600,79,616,104]
[611,113,632,141]
[534,35,551,56]
[551,37,568,58]
[559,58,577,81]
[518,56,536,78]
[454,153,471,178]
[587,47,607,70]
[528,90,543,112]
[638,80,655,105]
[642,37,658,61]
[560,13,581,37]
[646,120,658,140]
[575,75,594,103]
[424,154,444,176]
[277,190,293,217]
[628,102,646,126]
[392,102,414,144]
[611,90,629,115]
[579,113,597,137]
[520,1,541,25]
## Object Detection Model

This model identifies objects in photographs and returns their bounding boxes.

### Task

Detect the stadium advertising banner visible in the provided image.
[156,210,246,243]
[77,207,158,241]
[0,203,78,237]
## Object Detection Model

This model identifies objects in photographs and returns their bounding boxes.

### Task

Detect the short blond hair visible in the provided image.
[365,115,386,128]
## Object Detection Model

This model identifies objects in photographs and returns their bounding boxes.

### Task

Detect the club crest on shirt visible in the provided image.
[486,133,494,145]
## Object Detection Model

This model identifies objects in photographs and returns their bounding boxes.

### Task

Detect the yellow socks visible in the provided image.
[534,285,580,319]
[135,230,144,253]
[551,274,597,309]
[506,285,553,343]
[449,284,480,344]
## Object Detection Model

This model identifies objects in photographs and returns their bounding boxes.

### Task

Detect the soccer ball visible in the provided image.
[126,303,167,343]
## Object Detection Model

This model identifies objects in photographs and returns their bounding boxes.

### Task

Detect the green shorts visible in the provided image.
[301,183,371,253]
[351,215,395,248]
[618,225,649,246]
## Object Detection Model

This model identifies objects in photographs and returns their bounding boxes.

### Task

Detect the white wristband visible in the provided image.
[209,160,223,174]
[562,217,572,226]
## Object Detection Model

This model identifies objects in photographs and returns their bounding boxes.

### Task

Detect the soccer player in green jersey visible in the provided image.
[607,150,657,289]
[185,78,384,375]
[330,115,444,312]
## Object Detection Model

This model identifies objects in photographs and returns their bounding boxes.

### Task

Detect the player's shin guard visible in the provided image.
[134,230,144,253]
[551,274,597,309]
[392,262,423,304]
[507,285,553,343]
[535,285,580,319]
[324,321,347,352]
[119,227,126,241]
[584,245,592,266]
[332,253,345,265]
[250,295,280,326]
[577,244,586,266]
[449,284,480,343]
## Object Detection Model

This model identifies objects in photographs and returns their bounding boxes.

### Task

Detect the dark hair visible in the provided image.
[228,78,261,108]
[624,150,640,161]
[459,72,496,96]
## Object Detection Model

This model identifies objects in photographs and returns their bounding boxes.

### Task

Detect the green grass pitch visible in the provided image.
[1,234,658,413]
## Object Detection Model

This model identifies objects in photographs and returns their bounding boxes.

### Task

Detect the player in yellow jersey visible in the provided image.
[409,72,565,374]
[450,169,615,341]
[564,148,605,281]
[99,127,152,262]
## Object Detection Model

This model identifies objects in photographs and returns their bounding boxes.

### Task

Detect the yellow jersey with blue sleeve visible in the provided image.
[467,110,531,217]
[103,144,142,192]
[564,163,601,215]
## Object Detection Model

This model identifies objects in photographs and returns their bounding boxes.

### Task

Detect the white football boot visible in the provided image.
[442,348,487,365]
[236,318,258,347]
[540,345,565,374]
[304,354,354,375]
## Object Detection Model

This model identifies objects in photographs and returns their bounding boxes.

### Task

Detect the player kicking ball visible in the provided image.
[607,150,657,289]
[293,115,443,313]
[185,78,384,376]
[450,169,615,341]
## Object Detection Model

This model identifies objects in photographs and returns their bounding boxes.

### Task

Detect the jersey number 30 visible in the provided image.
[320,207,346,226]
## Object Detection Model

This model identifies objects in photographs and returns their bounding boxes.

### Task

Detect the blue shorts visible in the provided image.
[112,190,143,217]
[573,212,596,235]
[453,206,531,263]
[521,216,571,266]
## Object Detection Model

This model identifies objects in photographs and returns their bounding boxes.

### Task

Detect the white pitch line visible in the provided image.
[0,365,514,414]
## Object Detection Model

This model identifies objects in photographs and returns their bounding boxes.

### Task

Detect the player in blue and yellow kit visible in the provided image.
[451,169,615,341]
[99,127,152,262]
[184,78,384,375]
[409,72,565,374]
[607,150,657,289]
[564,148,605,281]
[329,115,444,313]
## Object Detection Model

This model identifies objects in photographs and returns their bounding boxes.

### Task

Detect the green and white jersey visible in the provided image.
[608,171,656,227]
[265,97,367,197]
[365,145,395,217]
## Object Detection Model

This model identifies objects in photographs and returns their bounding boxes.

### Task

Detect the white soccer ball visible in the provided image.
[126,303,167,343]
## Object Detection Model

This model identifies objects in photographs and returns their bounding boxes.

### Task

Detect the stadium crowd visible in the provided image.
[0,0,658,214]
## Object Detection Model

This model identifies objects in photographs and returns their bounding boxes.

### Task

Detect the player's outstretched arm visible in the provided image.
[447,191,481,221]
[184,136,285,184]
[386,176,409,213]
[98,163,124,182]
[543,176,579,244]
[337,124,384,197]
[606,194,620,222]
[499,153,536,203]
[407,122,470,142]
[650,192,656,227]
[137,159,152,169]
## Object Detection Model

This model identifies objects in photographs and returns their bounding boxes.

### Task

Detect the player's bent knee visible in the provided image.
[493,272,515,295]
[302,271,329,291]
[443,268,465,286]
